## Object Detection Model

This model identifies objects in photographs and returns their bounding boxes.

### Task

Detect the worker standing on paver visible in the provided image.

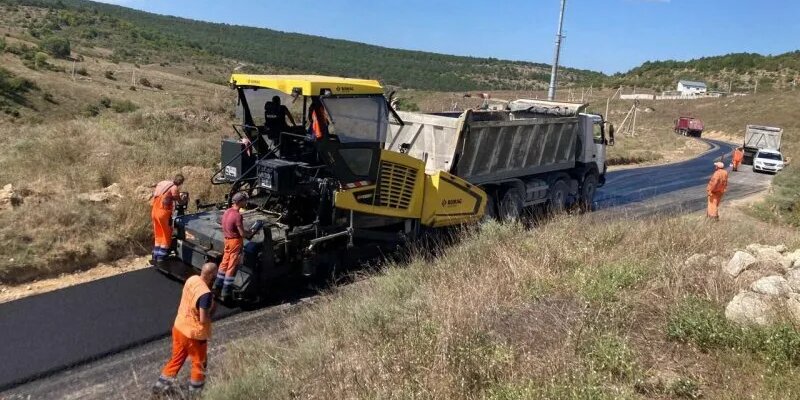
[151,174,186,265]
[707,161,729,220]
[212,192,251,301]
[308,97,329,140]
[731,147,744,172]
[153,262,218,396]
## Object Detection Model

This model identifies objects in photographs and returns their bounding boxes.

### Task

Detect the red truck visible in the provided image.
[674,117,704,137]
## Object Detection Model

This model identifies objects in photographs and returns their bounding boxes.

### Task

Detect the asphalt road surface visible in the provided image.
[0,139,775,399]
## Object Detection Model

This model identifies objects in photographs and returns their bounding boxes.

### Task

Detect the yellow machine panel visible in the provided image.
[421,171,486,227]
[229,74,384,96]
[333,150,425,219]
[334,150,486,227]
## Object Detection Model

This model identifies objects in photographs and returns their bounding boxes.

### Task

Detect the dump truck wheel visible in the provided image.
[548,180,569,213]
[579,173,598,212]
[498,188,523,221]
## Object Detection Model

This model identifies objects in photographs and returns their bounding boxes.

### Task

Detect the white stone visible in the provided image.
[787,294,800,325]
[79,183,123,202]
[684,253,708,268]
[0,184,22,210]
[785,250,800,269]
[725,291,778,326]
[750,275,791,297]
[786,269,800,293]
[723,251,758,277]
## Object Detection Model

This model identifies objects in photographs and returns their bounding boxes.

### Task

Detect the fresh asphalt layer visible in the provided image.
[0,268,237,391]
[0,138,775,396]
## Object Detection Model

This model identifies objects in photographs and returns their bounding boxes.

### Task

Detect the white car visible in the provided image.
[752,149,785,173]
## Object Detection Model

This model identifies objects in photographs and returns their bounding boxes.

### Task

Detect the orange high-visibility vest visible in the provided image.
[174,275,212,340]
[152,180,176,212]
[707,169,729,194]
[733,149,744,162]
[310,106,326,140]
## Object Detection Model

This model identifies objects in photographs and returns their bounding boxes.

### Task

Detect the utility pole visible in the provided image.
[547,0,567,101]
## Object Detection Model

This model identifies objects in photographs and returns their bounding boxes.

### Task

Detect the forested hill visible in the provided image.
[610,52,800,92]
[0,0,605,91]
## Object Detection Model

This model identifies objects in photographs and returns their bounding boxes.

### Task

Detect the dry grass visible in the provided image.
[207,210,800,399]
[0,43,235,283]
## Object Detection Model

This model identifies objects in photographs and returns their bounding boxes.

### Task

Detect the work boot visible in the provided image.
[187,382,205,398]
[152,376,176,394]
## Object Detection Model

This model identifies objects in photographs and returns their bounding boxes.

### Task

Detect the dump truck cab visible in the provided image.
[159,75,486,302]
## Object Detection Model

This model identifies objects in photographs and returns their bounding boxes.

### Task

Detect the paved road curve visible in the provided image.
[0,138,775,397]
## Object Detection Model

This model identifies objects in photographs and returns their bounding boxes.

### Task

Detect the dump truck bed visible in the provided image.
[744,125,782,151]
[387,109,581,185]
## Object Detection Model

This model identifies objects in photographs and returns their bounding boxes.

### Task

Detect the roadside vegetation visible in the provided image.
[207,212,800,399]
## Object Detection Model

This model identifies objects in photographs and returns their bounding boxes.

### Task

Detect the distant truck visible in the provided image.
[386,99,612,219]
[743,124,783,165]
[674,116,704,137]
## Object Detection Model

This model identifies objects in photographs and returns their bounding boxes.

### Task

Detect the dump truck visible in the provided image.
[674,116,704,137]
[158,75,486,302]
[386,99,612,219]
[157,76,612,302]
[742,124,783,164]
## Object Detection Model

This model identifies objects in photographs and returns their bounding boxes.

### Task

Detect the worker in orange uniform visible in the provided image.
[731,147,744,171]
[308,97,329,140]
[212,192,252,301]
[707,161,729,220]
[151,174,187,265]
[153,262,218,396]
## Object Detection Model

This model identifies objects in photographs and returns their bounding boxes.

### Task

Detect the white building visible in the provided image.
[677,80,707,96]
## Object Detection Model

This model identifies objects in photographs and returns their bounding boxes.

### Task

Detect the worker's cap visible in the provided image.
[714,162,724,169]
[231,192,248,203]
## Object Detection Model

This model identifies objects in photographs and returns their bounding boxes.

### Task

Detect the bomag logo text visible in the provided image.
[441,198,463,207]
[336,86,355,92]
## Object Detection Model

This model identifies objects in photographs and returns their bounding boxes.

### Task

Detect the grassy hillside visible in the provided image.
[611,52,800,93]
[207,214,800,399]
[1,0,604,91]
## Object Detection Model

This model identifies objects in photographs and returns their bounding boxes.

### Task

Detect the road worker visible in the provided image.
[151,174,187,265]
[212,192,252,301]
[153,262,218,395]
[308,97,329,140]
[707,161,729,220]
[263,95,295,136]
[732,147,744,171]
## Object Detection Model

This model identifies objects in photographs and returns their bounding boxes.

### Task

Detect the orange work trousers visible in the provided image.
[732,160,741,171]
[161,326,208,386]
[707,192,724,218]
[152,208,173,249]
[219,238,243,278]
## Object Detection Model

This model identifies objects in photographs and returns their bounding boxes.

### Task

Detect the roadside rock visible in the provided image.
[708,255,726,269]
[135,185,153,201]
[785,250,800,269]
[755,247,792,271]
[750,275,791,297]
[787,294,800,325]
[0,184,23,210]
[785,269,800,292]
[725,291,778,326]
[723,251,758,278]
[684,253,708,268]
[79,183,123,203]
[747,244,788,254]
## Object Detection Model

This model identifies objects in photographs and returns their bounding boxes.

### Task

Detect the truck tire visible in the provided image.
[548,180,569,213]
[579,173,598,212]
[498,188,523,221]
[482,189,498,221]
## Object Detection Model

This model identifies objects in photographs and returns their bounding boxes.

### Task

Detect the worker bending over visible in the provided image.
[707,161,729,220]
[213,192,252,301]
[732,147,744,172]
[153,262,218,395]
[151,174,187,265]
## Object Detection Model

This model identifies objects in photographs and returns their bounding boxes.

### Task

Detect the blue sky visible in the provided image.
[97,0,800,74]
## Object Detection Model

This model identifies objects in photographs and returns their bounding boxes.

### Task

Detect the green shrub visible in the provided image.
[99,97,111,108]
[42,92,57,104]
[104,70,115,80]
[39,36,70,58]
[581,334,638,380]
[0,37,6,52]
[153,83,163,90]
[111,99,138,113]
[138,77,151,87]
[575,261,648,303]
[83,104,100,117]
[76,66,88,76]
